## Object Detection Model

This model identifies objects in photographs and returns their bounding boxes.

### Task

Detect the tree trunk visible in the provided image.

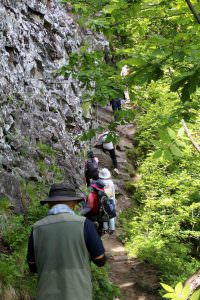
[185,268,200,294]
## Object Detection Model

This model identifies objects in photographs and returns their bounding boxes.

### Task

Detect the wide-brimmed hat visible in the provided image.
[40,183,84,205]
[99,168,111,179]
[91,179,105,192]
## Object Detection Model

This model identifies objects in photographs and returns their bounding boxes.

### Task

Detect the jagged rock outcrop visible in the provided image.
[0,0,108,212]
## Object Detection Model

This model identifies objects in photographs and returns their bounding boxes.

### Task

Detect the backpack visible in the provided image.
[85,158,98,176]
[97,191,116,223]
[96,132,108,145]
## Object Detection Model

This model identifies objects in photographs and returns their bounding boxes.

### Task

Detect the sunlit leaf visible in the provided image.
[153,150,163,159]
[177,127,184,137]
[175,139,186,147]
[158,129,171,143]
[117,57,146,68]
[167,127,176,139]
[170,144,183,157]
[161,283,175,293]
[181,284,191,299]
[151,140,162,148]
[163,149,173,161]
[163,292,176,299]
[174,282,183,295]
[190,289,200,300]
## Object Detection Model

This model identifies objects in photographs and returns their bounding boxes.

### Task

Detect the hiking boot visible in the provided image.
[114,168,120,175]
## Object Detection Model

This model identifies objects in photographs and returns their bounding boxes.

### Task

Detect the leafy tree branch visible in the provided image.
[185,0,200,24]
[182,119,200,153]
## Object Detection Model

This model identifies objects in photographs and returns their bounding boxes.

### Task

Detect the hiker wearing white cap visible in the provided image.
[99,168,116,234]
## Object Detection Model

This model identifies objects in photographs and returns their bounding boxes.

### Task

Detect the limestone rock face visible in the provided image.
[0,0,108,212]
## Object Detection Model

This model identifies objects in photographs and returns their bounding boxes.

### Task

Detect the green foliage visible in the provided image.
[79,127,120,145]
[56,48,124,106]
[0,181,48,297]
[79,128,103,142]
[120,111,200,285]
[92,264,120,300]
[161,282,200,300]
[65,0,200,111]
[190,289,200,300]
[0,198,12,213]
[35,143,65,182]
[37,142,57,158]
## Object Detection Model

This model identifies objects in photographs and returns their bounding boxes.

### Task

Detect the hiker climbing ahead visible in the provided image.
[99,168,116,234]
[110,98,122,120]
[80,179,116,236]
[94,131,120,175]
[84,150,99,187]
[27,183,106,300]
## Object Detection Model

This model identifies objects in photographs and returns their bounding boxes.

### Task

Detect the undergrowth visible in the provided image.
[120,85,200,288]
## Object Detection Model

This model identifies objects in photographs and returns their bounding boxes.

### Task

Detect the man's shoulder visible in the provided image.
[33,216,49,228]
[33,214,86,228]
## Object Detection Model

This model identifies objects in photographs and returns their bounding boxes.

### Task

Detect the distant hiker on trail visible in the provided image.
[94,131,119,175]
[121,65,131,107]
[80,179,116,236]
[27,183,106,300]
[110,98,122,119]
[99,168,116,234]
[84,150,99,187]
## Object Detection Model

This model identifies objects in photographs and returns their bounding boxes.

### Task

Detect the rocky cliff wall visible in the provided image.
[0,0,108,212]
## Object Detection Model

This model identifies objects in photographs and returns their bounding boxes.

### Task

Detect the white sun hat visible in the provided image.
[99,168,112,179]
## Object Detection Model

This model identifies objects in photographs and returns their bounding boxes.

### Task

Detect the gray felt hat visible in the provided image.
[40,183,84,205]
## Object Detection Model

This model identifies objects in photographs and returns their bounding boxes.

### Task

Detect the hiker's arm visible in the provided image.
[92,253,106,267]
[84,220,106,267]
[27,230,37,273]
[80,194,94,216]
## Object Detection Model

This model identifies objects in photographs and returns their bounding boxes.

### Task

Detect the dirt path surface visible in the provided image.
[103,233,160,300]
[94,105,161,299]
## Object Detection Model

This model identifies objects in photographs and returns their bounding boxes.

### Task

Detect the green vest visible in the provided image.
[33,213,92,300]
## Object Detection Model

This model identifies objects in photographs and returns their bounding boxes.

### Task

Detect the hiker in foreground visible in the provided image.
[94,131,120,175]
[80,179,116,236]
[99,168,116,234]
[84,150,99,187]
[27,183,106,300]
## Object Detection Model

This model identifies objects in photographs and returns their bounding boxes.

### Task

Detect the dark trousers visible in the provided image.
[85,171,99,187]
[111,99,122,120]
[103,148,118,169]
[111,99,122,111]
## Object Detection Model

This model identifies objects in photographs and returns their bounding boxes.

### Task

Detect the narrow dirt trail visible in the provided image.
[93,105,161,300]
